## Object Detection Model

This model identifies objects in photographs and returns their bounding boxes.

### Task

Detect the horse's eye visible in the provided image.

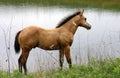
[85,18,87,21]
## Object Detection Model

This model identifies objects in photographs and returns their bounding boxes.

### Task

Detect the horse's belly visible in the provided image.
[38,43,60,50]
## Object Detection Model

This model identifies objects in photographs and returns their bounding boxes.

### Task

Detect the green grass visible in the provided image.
[52,58,120,78]
[0,70,34,78]
[0,0,120,11]
[1,58,120,78]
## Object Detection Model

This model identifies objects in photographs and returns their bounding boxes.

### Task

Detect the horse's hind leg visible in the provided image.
[64,45,72,68]
[18,56,22,73]
[18,48,30,75]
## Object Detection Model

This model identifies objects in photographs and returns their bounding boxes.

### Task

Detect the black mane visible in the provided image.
[56,11,80,28]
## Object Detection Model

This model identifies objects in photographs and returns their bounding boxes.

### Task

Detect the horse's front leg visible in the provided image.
[64,45,72,68]
[59,49,64,69]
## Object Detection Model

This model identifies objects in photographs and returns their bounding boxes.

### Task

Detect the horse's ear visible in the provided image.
[79,9,84,16]
[82,9,84,14]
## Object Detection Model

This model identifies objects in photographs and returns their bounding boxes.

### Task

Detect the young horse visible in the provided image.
[14,10,91,75]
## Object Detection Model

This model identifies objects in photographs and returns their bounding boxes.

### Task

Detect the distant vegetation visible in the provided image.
[0,0,120,11]
[1,58,120,78]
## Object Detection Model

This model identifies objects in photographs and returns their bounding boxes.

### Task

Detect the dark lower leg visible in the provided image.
[68,59,72,68]
[59,50,64,69]
[18,57,22,73]
[64,46,72,68]
[60,57,64,68]
[66,57,72,68]
[23,62,27,75]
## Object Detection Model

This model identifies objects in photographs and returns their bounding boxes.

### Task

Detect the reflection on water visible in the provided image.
[0,5,120,72]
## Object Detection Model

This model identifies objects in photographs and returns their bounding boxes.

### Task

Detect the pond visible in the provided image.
[0,5,120,72]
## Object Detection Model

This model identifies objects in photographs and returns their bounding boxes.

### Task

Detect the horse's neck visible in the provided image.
[62,20,78,34]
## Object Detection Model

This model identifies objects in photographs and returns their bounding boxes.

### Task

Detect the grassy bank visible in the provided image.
[0,0,120,11]
[53,58,120,78]
[1,58,120,78]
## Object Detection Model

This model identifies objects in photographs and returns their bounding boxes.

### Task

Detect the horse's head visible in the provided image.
[75,10,91,30]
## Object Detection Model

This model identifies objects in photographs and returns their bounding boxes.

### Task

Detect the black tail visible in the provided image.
[14,31,21,53]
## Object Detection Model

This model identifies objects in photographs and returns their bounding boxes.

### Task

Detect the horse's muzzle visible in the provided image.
[87,25,91,30]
